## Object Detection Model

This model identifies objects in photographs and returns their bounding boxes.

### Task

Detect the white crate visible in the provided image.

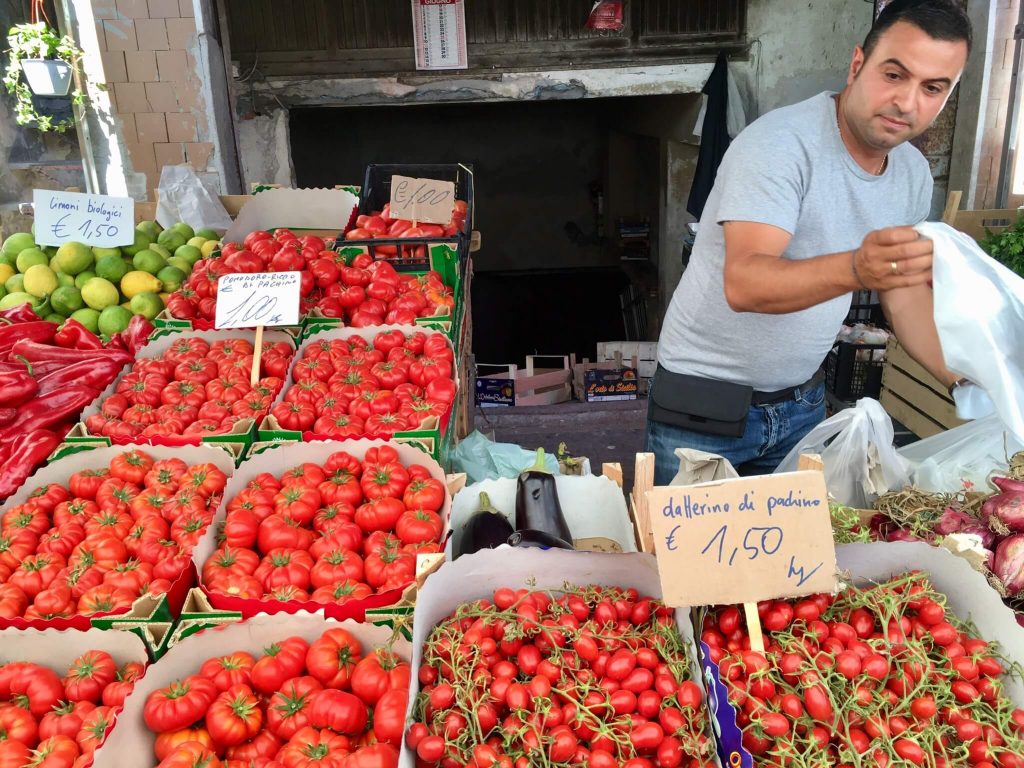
[597,340,657,379]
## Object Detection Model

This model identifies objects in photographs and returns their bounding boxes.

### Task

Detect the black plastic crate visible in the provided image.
[846,289,887,327]
[825,341,886,400]
[338,163,474,269]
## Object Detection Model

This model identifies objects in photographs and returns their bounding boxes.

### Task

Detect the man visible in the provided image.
[646,0,975,484]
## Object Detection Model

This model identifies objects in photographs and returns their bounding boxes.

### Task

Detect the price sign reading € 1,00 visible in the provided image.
[214,271,301,330]
[645,471,838,608]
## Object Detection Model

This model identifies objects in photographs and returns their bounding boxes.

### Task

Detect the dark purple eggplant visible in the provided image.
[455,492,514,559]
[515,448,573,545]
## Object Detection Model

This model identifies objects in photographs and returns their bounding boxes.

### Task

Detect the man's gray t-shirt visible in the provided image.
[658,91,933,391]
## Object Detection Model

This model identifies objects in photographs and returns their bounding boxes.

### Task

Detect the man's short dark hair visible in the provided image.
[864,0,972,59]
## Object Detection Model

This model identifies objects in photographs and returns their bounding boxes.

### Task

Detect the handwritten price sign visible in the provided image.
[33,190,135,248]
[645,471,837,607]
[388,175,456,225]
[214,272,301,330]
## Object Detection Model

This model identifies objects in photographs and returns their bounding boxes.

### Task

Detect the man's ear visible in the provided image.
[848,45,866,84]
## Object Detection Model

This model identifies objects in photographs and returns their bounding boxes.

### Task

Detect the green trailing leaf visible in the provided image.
[3,22,86,133]
[981,213,1024,277]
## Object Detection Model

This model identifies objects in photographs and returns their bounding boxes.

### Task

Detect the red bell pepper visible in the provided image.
[0,321,57,351]
[35,357,126,395]
[0,385,98,439]
[0,429,62,500]
[10,340,133,367]
[0,370,38,407]
[53,319,104,350]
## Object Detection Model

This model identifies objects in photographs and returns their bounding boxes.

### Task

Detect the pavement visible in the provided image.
[472,398,648,489]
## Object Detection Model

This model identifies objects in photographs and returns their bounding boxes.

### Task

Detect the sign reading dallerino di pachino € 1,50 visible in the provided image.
[645,471,838,607]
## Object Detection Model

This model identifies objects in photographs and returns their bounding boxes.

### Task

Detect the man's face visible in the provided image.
[843,20,968,150]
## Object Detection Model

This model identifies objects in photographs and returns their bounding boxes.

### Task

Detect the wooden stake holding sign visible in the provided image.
[645,470,837,653]
[214,272,303,382]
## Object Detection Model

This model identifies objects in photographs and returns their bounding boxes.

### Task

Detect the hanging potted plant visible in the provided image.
[3,1,85,132]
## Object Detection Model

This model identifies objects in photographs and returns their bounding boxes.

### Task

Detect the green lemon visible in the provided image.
[43,246,58,258]
[172,222,195,240]
[94,254,130,284]
[23,265,58,298]
[51,285,85,316]
[132,249,166,276]
[120,270,162,299]
[166,256,193,276]
[149,243,172,261]
[122,229,154,257]
[44,313,65,324]
[156,265,186,292]
[1,233,34,259]
[70,308,100,333]
[56,272,75,289]
[0,252,16,269]
[136,220,161,241]
[81,277,120,310]
[174,244,202,266]
[129,291,164,320]
[16,248,48,273]
[0,286,7,302]
[54,242,94,275]
[98,305,133,336]
[75,270,96,289]
[0,291,36,310]
[5,274,24,294]
[195,228,220,241]
[156,229,186,252]
[92,246,122,260]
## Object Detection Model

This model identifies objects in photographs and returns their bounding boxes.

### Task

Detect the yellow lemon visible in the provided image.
[120,270,162,299]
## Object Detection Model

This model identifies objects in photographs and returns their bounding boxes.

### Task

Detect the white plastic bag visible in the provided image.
[898,414,1024,492]
[917,222,1024,441]
[774,399,911,508]
[450,431,560,484]
[155,165,233,232]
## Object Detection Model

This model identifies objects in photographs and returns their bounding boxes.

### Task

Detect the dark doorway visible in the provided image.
[290,97,661,363]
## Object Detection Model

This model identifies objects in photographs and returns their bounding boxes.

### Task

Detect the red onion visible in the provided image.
[958,520,997,549]
[981,492,1024,533]
[886,528,925,543]
[935,507,974,535]
[993,534,1024,595]
[992,476,1024,494]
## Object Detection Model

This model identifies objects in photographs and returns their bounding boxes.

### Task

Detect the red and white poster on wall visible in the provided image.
[412,0,468,71]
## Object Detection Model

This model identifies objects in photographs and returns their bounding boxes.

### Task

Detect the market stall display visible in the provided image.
[704,573,1024,765]
[78,330,295,446]
[192,439,449,619]
[259,327,457,442]
[0,625,148,768]
[0,444,232,628]
[0,221,217,330]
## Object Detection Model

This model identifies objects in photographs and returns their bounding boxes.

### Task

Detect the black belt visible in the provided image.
[752,371,824,406]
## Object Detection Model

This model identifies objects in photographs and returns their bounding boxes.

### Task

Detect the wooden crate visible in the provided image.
[951,206,1022,243]
[476,355,572,407]
[879,338,965,438]
[596,341,657,380]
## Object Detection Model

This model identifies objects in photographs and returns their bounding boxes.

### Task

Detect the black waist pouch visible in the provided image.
[650,365,753,438]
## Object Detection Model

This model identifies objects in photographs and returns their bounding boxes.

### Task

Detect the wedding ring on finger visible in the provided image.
[890,260,900,275]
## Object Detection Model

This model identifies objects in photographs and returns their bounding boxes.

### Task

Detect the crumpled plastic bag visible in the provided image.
[917,221,1024,441]
[155,165,233,232]
[898,414,1024,492]
[774,398,911,508]
[450,431,560,484]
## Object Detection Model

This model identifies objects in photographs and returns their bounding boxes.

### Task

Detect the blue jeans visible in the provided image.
[644,379,826,485]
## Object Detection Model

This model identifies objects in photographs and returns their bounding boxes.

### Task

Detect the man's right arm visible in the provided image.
[722,222,935,315]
